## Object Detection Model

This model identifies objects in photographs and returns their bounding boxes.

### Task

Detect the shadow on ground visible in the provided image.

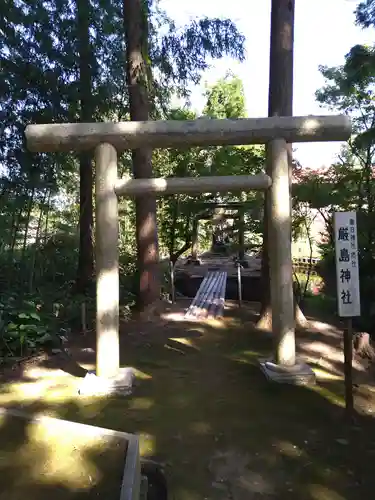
[1,300,375,499]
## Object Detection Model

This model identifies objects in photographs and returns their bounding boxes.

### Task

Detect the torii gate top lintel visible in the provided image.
[25,114,351,153]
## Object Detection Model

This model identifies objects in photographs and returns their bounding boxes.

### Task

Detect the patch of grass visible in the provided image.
[304,293,337,318]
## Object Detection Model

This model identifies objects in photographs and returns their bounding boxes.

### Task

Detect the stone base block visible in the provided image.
[259,359,316,386]
[78,367,135,397]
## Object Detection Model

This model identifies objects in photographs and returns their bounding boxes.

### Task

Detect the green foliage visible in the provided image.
[355,0,375,28]
[0,295,53,357]
[295,51,375,331]
[203,72,246,119]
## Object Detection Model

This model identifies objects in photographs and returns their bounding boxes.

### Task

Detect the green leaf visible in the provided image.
[6,323,18,331]
[5,331,20,339]
[26,324,46,334]
[18,313,30,319]
[35,326,47,334]
[36,333,52,344]
[29,312,41,321]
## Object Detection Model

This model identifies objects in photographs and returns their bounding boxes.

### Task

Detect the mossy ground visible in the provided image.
[0,300,375,499]
[0,415,127,500]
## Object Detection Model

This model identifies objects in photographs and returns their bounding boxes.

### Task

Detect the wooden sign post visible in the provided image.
[334,212,361,420]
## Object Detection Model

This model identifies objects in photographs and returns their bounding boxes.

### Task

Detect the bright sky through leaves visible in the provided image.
[161,0,374,168]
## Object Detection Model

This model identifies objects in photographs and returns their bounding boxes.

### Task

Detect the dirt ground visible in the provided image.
[1,300,375,500]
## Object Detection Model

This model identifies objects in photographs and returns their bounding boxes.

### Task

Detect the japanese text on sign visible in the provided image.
[334,212,361,317]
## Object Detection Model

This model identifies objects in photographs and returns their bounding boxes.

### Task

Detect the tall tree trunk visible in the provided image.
[10,205,23,255]
[258,0,308,330]
[22,186,35,257]
[364,146,374,251]
[76,0,94,294]
[191,218,199,259]
[238,204,245,261]
[29,189,48,293]
[168,199,179,258]
[5,185,18,251]
[43,189,52,245]
[124,0,160,311]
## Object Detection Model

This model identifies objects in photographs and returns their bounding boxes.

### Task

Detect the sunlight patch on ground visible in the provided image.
[164,343,189,354]
[241,349,261,358]
[0,413,128,497]
[352,385,375,415]
[309,483,346,500]
[300,340,365,375]
[160,311,188,322]
[230,356,253,366]
[160,311,239,331]
[26,367,77,380]
[165,339,201,353]
[128,397,154,411]
[77,399,107,419]
[303,356,343,377]
[275,440,306,459]
[359,384,375,394]
[0,380,98,410]
[169,337,197,348]
[0,378,78,405]
[27,421,103,488]
[25,366,92,380]
[312,368,344,382]
[0,365,152,410]
[138,432,155,457]
[189,421,212,435]
[131,368,152,380]
[212,316,240,329]
[0,382,110,419]
[188,326,206,335]
[227,350,262,366]
[308,320,341,338]
[308,384,345,408]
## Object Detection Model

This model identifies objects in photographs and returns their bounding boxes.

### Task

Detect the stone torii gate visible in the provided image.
[25,115,351,387]
[189,203,246,261]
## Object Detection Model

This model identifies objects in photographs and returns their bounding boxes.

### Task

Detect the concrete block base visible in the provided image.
[259,359,316,386]
[78,367,135,397]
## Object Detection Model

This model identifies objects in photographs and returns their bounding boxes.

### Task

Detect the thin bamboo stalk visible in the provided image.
[205,272,225,318]
[185,272,213,317]
[207,272,227,319]
[194,272,220,318]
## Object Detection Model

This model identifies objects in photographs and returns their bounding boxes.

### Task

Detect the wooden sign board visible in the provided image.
[334,211,361,317]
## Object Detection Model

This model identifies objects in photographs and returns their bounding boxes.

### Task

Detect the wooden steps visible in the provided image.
[184,271,227,320]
